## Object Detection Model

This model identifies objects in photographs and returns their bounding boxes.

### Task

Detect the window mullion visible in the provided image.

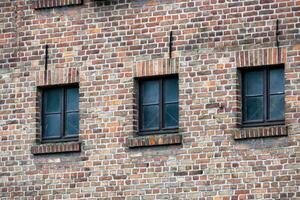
[139,82,143,131]
[42,91,45,139]
[61,88,66,139]
[242,72,246,123]
[265,68,270,122]
[160,79,163,130]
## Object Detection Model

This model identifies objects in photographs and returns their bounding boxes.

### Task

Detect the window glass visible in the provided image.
[67,88,79,111]
[65,112,79,136]
[164,103,179,128]
[43,114,61,138]
[269,94,284,120]
[270,68,284,94]
[245,96,263,121]
[45,88,62,113]
[142,105,159,130]
[245,70,263,96]
[163,78,178,103]
[142,80,159,105]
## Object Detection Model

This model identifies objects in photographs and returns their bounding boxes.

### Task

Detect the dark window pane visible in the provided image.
[43,114,61,138]
[270,68,284,94]
[65,112,79,136]
[44,88,62,113]
[244,71,263,95]
[142,105,159,130]
[67,87,79,111]
[269,94,284,120]
[164,78,178,103]
[245,96,263,121]
[141,80,159,105]
[164,103,178,128]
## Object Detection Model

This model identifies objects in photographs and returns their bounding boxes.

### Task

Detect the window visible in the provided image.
[138,76,179,135]
[242,65,285,126]
[42,85,79,142]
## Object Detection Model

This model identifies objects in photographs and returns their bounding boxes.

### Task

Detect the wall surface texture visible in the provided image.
[0,0,300,199]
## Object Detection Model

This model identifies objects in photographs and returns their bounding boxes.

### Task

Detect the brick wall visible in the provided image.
[0,0,300,199]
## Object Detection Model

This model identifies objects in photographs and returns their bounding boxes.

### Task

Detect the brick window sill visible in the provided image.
[127,134,182,148]
[33,0,83,9]
[31,142,81,155]
[234,125,287,140]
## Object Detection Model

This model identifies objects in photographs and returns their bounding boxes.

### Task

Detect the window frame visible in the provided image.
[137,75,179,135]
[241,64,285,127]
[40,84,79,143]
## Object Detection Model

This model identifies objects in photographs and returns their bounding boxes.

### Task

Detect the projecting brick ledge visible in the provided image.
[234,125,287,140]
[127,134,182,148]
[31,142,81,155]
[33,0,83,9]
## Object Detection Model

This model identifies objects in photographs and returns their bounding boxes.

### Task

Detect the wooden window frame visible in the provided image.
[241,65,285,127]
[137,75,179,135]
[40,84,79,143]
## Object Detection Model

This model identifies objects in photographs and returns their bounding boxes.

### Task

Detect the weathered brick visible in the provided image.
[0,0,299,199]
